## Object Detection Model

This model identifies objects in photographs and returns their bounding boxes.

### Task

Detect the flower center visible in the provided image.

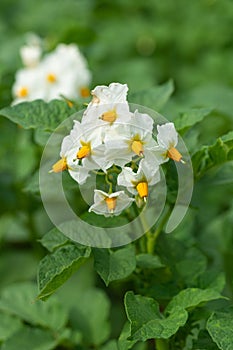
[77,142,91,159]
[47,73,57,83]
[17,87,28,98]
[80,86,90,98]
[105,197,117,213]
[131,140,144,156]
[51,157,67,173]
[101,109,117,123]
[136,181,148,198]
[167,147,182,162]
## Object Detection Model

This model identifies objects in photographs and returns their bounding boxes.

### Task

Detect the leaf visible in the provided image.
[70,288,110,346]
[174,108,212,132]
[0,313,22,342]
[37,244,91,300]
[1,326,58,350]
[136,254,165,269]
[165,288,224,314]
[93,245,136,286]
[192,131,233,179]
[0,282,68,331]
[207,309,233,350]
[0,99,78,131]
[39,227,70,252]
[124,291,187,341]
[129,80,174,111]
[118,322,137,350]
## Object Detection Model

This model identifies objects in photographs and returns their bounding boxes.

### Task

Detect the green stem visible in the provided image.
[155,339,169,350]
[105,174,113,193]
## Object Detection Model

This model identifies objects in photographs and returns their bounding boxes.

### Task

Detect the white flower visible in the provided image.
[104,109,157,167]
[12,43,91,104]
[50,120,109,184]
[20,33,42,67]
[117,158,160,199]
[40,44,92,101]
[12,67,44,105]
[153,122,184,163]
[82,82,131,126]
[88,190,134,217]
[90,82,128,106]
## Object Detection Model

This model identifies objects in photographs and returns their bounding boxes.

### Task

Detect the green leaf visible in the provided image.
[118,322,137,350]
[174,108,212,132]
[93,245,136,286]
[136,254,165,269]
[207,309,233,350]
[192,131,233,179]
[0,99,77,131]
[0,313,22,342]
[39,228,70,252]
[1,326,58,350]
[124,292,187,341]
[165,288,224,314]
[70,288,110,346]
[37,244,91,300]
[129,80,174,111]
[0,282,68,331]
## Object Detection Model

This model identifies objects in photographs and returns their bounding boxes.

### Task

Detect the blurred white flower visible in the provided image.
[20,33,42,68]
[89,190,134,217]
[12,43,91,104]
[118,158,160,199]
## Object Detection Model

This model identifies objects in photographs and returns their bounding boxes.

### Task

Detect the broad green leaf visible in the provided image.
[39,228,70,252]
[93,245,136,286]
[1,326,58,350]
[0,282,68,330]
[37,244,91,300]
[165,288,224,314]
[118,322,137,350]
[192,131,233,179]
[124,291,187,341]
[136,254,165,269]
[207,309,233,350]
[0,313,22,342]
[0,99,77,131]
[70,288,110,346]
[129,80,174,111]
[174,108,212,132]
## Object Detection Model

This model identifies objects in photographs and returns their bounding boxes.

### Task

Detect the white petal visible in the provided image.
[68,166,90,185]
[157,123,178,149]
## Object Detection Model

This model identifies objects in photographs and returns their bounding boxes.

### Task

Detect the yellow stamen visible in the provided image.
[105,197,117,213]
[77,142,91,159]
[67,100,74,108]
[17,87,28,98]
[101,109,117,123]
[50,157,67,173]
[136,182,148,198]
[167,147,182,162]
[131,140,144,156]
[80,87,90,98]
[47,73,56,83]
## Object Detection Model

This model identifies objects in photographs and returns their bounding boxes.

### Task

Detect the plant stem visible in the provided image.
[155,339,169,350]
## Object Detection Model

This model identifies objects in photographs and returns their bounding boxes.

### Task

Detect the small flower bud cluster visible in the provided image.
[51,83,184,217]
[12,36,91,104]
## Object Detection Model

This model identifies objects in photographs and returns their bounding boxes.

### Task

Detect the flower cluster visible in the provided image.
[51,83,184,217]
[12,35,91,104]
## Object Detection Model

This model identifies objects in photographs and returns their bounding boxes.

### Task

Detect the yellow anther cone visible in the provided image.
[50,158,67,173]
[101,110,117,123]
[77,145,90,159]
[131,140,144,156]
[136,181,148,198]
[167,147,182,162]
[105,197,117,213]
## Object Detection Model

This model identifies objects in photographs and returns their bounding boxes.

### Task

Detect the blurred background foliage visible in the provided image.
[0,0,233,349]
